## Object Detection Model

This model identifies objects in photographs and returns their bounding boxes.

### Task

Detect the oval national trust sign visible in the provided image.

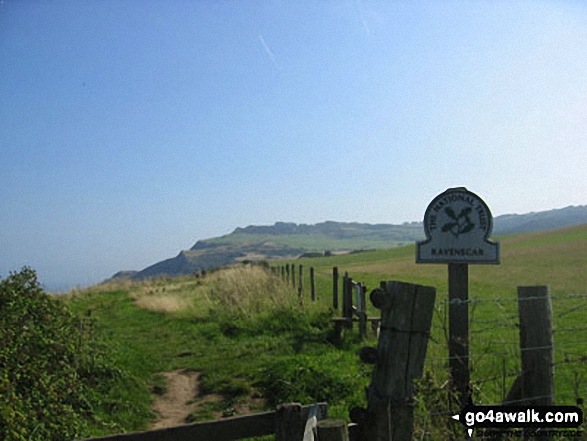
[416,187,500,264]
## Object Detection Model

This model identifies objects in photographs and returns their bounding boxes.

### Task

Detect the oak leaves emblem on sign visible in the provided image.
[441,207,475,238]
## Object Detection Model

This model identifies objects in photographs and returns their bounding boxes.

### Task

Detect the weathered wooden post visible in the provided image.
[343,272,353,329]
[275,403,328,441]
[310,267,316,302]
[342,272,347,314]
[298,264,304,307]
[281,265,285,281]
[333,267,339,310]
[361,281,436,441]
[416,187,500,409]
[286,265,290,284]
[291,264,296,288]
[357,283,367,339]
[351,283,367,338]
[517,286,555,406]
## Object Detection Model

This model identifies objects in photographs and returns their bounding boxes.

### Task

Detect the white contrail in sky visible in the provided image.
[258,34,279,69]
[354,0,371,36]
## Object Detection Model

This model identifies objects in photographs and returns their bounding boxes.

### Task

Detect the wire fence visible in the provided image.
[271,267,586,377]
[418,291,587,416]
[270,263,586,435]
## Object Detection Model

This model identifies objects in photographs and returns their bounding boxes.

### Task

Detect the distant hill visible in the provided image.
[106,205,587,282]
[492,205,587,235]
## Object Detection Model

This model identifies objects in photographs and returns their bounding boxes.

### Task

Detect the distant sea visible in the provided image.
[44,281,98,295]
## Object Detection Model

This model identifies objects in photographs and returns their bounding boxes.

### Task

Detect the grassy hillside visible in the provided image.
[61,225,587,439]
[111,207,587,282]
[198,221,423,251]
[291,223,587,296]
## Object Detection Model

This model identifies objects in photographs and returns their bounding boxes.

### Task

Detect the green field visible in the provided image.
[58,224,586,439]
[286,225,587,433]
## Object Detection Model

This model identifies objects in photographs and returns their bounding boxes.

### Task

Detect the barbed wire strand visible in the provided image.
[434,293,587,306]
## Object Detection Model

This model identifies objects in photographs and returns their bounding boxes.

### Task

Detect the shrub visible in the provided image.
[0,267,131,440]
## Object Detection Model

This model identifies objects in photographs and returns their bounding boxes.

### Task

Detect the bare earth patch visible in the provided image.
[151,370,267,429]
[150,370,201,429]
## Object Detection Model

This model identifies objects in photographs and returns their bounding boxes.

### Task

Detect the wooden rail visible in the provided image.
[84,403,328,441]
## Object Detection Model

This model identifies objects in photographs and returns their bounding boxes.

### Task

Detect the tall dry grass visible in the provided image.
[132,292,198,314]
[206,265,297,317]
[128,278,205,315]
[120,265,298,317]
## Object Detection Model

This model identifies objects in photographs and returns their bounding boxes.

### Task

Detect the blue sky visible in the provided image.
[1,1,586,291]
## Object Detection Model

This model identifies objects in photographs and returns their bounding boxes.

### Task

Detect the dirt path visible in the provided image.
[150,370,200,429]
[150,370,266,429]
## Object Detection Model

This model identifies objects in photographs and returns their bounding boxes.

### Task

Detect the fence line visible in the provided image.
[278,269,587,378]
[425,340,587,361]
[472,316,517,324]
[272,266,587,437]
[470,323,515,334]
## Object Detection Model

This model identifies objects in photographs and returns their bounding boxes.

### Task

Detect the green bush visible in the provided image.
[0,267,134,440]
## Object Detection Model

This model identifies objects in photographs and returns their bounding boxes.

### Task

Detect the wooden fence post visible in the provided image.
[342,272,348,316]
[517,286,554,406]
[343,273,353,329]
[291,264,296,288]
[286,265,290,284]
[276,403,304,441]
[333,267,339,310]
[310,267,316,302]
[364,281,436,441]
[275,403,328,441]
[281,266,285,281]
[347,277,354,329]
[298,265,304,307]
[358,283,367,340]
